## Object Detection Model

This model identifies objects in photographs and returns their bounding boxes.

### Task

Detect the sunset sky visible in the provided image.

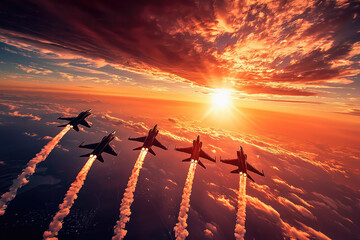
[0,1,360,240]
[0,0,359,114]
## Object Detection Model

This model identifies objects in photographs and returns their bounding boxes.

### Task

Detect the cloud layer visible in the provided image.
[1,0,359,96]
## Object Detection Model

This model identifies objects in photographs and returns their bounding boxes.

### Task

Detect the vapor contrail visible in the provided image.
[174,160,197,240]
[112,148,148,240]
[234,173,247,240]
[0,125,71,216]
[43,154,97,240]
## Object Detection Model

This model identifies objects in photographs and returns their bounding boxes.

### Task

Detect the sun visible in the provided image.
[202,88,238,123]
[212,89,231,108]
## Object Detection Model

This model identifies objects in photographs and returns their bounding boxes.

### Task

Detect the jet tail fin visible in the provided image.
[197,160,206,169]
[97,155,104,163]
[247,173,255,182]
[72,125,79,132]
[133,146,143,151]
[182,158,191,162]
[230,169,255,182]
[80,153,91,158]
[148,148,156,156]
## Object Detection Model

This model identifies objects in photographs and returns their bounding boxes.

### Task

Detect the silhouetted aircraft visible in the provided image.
[221,146,264,182]
[128,124,167,156]
[175,135,215,169]
[79,131,117,162]
[58,109,92,132]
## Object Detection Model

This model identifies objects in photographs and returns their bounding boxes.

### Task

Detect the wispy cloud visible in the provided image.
[278,196,316,220]
[6,111,41,121]
[207,191,235,211]
[246,195,329,240]
[17,64,52,75]
[272,178,304,194]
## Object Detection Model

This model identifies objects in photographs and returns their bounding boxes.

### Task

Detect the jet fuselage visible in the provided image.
[142,125,159,149]
[128,124,167,156]
[68,110,91,126]
[91,132,115,157]
[236,147,248,174]
[220,146,264,182]
[175,135,215,169]
[190,136,202,161]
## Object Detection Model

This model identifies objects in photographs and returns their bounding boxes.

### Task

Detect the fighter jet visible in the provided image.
[175,135,216,169]
[79,131,117,163]
[58,109,92,132]
[221,146,264,182]
[128,124,167,156]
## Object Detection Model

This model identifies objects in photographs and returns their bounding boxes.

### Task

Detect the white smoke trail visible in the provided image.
[0,125,71,216]
[174,160,197,240]
[112,148,148,240]
[234,173,247,240]
[43,154,97,240]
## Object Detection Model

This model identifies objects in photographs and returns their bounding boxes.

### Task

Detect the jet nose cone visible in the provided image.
[88,109,92,112]
[112,131,116,134]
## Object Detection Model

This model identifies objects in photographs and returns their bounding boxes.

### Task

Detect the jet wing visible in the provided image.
[220,158,238,166]
[79,143,98,149]
[153,138,167,150]
[80,119,92,128]
[104,144,117,156]
[199,149,215,162]
[58,117,75,121]
[175,147,193,154]
[128,136,146,142]
[247,162,264,176]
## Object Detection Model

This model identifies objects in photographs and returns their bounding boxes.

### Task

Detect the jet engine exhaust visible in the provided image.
[0,125,71,216]
[234,173,247,240]
[112,148,148,240]
[174,160,197,240]
[43,154,97,240]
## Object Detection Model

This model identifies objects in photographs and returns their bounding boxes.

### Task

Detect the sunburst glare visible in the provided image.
[212,89,232,108]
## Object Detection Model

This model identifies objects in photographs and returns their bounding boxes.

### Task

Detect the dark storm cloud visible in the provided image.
[0,0,359,95]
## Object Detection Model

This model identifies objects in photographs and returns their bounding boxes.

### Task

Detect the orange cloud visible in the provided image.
[7,111,41,121]
[277,197,316,220]
[272,178,304,194]
[297,222,331,240]
[290,193,314,209]
[246,195,330,240]
[207,191,235,211]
